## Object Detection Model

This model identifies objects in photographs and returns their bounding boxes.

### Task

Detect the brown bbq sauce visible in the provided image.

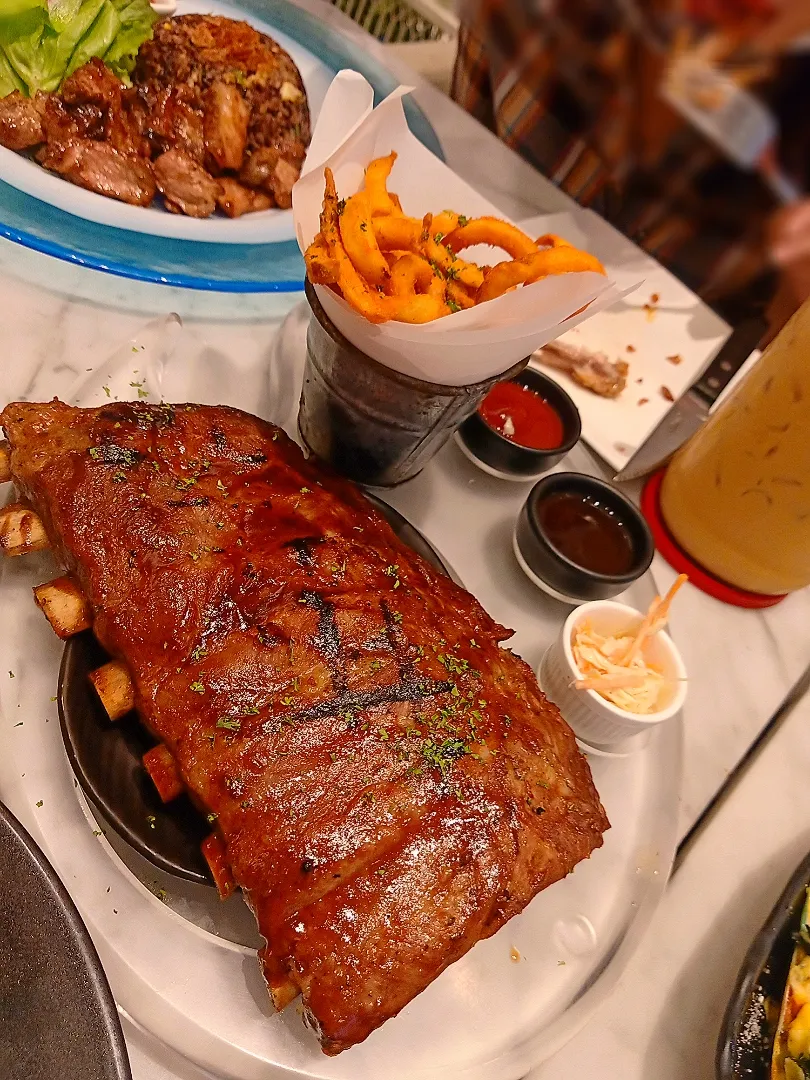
[537,491,635,575]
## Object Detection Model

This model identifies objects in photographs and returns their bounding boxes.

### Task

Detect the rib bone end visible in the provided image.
[0,441,10,485]
[33,577,92,639]
[0,503,49,556]
[142,744,184,803]
[201,832,236,900]
[89,661,135,721]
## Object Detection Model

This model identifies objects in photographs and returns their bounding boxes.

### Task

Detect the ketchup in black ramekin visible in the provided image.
[457,369,581,481]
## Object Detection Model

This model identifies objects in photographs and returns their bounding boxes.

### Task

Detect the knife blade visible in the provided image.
[613,316,767,483]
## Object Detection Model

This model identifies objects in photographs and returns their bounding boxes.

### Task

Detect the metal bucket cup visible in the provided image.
[298,281,529,487]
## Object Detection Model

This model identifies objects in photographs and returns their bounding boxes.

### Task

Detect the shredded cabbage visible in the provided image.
[572,623,665,715]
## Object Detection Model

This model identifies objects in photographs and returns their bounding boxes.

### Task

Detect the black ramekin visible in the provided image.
[456,368,581,481]
[513,472,655,603]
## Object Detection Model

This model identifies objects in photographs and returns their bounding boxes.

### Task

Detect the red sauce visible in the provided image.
[478,381,564,450]
[538,491,635,575]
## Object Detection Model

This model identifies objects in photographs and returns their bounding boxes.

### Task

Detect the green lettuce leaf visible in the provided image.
[0,45,26,95]
[47,0,83,33]
[103,0,157,81]
[64,0,120,78]
[0,0,105,93]
[0,0,155,95]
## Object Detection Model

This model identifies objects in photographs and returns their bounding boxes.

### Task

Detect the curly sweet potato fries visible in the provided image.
[304,152,605,324]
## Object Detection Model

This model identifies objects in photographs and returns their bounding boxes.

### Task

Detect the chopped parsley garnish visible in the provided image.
[437,653,469,674]
[383,564,401,589]
[337,198,346,216]
[216,717,241,732]
[175,477,197,490]
[447,296,461,314]
[189,681,205,694]
[146,815,156,829]
[191,644,207,663]
[421,737,469,776]
[88,444,140,468]
[102,385,111,398]
[35,800,43,808]
[206,813,218,824]
[457,214,469,227]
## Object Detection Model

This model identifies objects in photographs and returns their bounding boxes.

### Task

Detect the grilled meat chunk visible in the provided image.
[129,84,205,162]
[216,177,272,217]
[61,58,145,156]
[61,57,122,117]
[0,91,45,150]
[203,81,249,171]
[39,139,156,206]
[239,144,301,208]
[153,148,219,216]
[0,400,608,1055]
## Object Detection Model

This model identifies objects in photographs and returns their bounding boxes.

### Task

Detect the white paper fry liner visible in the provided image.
[292,72,632,387]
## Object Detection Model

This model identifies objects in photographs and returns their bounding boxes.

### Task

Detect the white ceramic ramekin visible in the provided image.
[538,600,687,749]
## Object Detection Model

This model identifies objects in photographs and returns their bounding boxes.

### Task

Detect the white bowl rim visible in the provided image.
[561,600,688,726]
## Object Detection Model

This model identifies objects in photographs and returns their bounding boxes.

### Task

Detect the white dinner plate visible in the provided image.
[0,0,334,244]
[519,210,731,472]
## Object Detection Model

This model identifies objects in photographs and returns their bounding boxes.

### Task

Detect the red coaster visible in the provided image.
[640,470,787,609]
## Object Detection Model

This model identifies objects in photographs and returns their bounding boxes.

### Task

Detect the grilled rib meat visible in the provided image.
[216,176,273,218]
[0,400,609,1054]
[153,148,219,217]
[0,15,309,216]
[0,91,44,150]
[39,138,156,206]
[203,81,250,171]
[135,14,310,205]
[538,340,629,398]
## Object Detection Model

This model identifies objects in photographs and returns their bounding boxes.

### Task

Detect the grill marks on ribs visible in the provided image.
[0,400,609,1054]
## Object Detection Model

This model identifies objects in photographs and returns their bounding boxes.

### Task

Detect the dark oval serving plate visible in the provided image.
[717,850,810,1079]
[0,801,131,1080]
[58,496,458,887]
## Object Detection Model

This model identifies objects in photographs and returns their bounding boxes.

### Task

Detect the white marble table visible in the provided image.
[1,1,808,1076]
